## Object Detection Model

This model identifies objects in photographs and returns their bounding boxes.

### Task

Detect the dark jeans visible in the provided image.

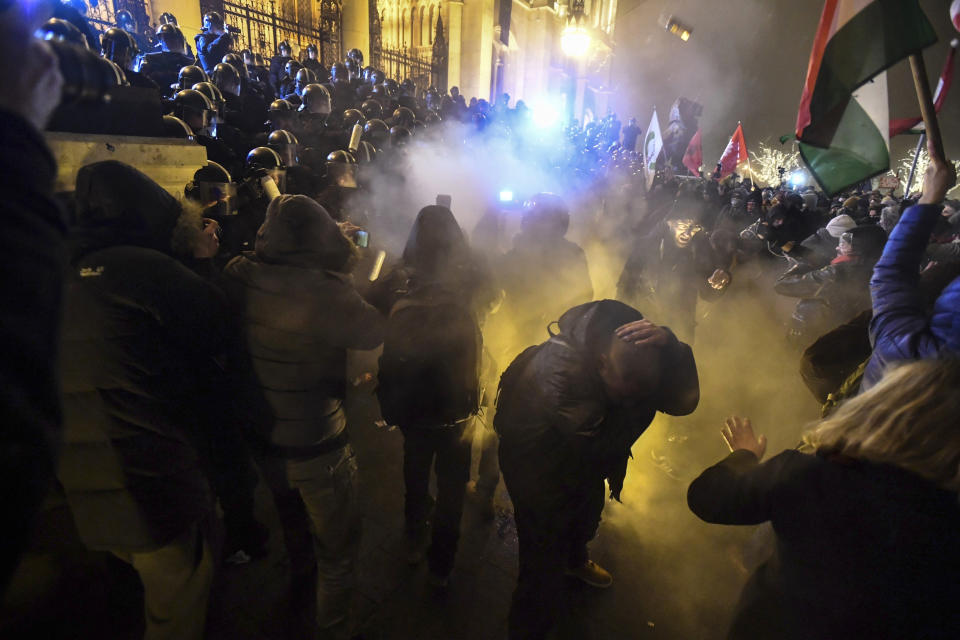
[507,476,606,640]
[257,444,361,628]
[401,422,471,577]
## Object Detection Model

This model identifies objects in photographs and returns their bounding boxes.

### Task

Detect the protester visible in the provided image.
[222,194,384,633]
[617,205,730,342]
[58,161,228,639]
[775,224,887,346]
[689,359,960,639]
[369,205,497,586]
[0,1,66,593]
[498,194,593,356]
[862,149,960,389]
[10,2,960,637]
[496,300,699,639]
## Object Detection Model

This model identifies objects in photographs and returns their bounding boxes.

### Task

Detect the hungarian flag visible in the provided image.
[718,123,748,179]
[890,40,957,137]
[682,128,703,175]
[796,0,937,195]
[643,109,664,190]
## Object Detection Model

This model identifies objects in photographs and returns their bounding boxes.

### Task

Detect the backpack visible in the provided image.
[377,283,483,428]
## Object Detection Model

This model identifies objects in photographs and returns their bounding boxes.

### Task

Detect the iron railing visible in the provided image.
[370,14,447,93]
[200,0,341,62]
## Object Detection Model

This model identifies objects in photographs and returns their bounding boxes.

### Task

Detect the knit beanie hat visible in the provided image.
[825,213,857,238]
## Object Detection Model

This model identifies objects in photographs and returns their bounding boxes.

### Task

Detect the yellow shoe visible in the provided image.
[564,560,613,588]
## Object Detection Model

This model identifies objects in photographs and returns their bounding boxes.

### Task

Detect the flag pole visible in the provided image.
[905,133,927,197]
[741,122,757,186]
[909,52,945,162]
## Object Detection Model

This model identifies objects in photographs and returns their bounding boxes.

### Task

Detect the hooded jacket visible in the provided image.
[58,161,228,551]
[863,204,960,388]
[367,205,497,319]
[495,300,699,509]
[222,195,384,454]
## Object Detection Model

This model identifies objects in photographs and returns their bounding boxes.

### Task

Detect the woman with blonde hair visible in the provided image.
[688,358,960,640]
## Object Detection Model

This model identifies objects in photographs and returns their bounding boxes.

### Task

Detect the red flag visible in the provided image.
[718,123,748,178]
[890,40,957,136]
[682,128,703,175]
[952,0,960,32]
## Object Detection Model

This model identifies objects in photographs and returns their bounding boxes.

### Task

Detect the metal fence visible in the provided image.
[200,0,341,62]
[82,0,152,44]
[370,14,447,93]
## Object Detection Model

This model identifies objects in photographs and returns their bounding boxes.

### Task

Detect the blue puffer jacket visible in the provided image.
[863,204,960,389]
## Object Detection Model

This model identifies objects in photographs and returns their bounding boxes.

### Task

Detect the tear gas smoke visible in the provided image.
[346,115,825,638]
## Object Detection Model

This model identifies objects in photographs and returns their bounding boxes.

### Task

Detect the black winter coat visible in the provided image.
[139,51,195,96]
[616,225,724,332]
[0,111,67,588]
[496,301,699,509]
[775,259,874,342]
[58,161,227,551]
[222,195,384,454]
[689,449,960,639]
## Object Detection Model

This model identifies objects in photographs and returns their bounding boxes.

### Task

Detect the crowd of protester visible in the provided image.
[3,2,960,640]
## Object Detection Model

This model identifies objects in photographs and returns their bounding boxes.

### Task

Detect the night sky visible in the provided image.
[610,0,960,173]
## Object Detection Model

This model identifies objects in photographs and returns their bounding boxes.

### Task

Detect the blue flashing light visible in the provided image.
[790,172,805,187]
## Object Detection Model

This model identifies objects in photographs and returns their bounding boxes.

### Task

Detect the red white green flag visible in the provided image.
[796,0,937,195]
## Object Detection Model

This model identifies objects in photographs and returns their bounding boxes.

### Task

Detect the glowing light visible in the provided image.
[790,172,805,187]
[561,24,592,58]
[529,100,561,130]
[499,190,514,203]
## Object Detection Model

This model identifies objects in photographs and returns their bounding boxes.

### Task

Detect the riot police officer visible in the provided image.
[139,24,194,96]
[195,12,234,73]
[301,43,329,82]
[269,40,293,94]
[100,27,159,91]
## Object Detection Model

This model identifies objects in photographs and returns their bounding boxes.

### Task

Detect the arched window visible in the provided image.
[419,7,426,46]
[429,6,435,44]
[409,7,417,49]
[396,5,402,47]
[412,5,420,48]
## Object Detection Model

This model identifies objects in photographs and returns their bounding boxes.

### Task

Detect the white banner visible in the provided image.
[644,108,664,191]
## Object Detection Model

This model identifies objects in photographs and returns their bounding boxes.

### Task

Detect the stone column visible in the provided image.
[342,0,370,62]
[460,0,494,100]
[445,0,464,91]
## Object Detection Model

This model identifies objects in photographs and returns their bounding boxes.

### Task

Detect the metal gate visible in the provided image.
[370,13,447,94]
[319,0,343,65]
[200,0,341,60]
[81,0,152,42]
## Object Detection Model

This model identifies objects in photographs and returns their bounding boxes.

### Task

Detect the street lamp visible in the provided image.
[561,23,591,58]
[560,0,591,58]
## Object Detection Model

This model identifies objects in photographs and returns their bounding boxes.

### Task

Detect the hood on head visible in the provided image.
[402,205,468,275]
[73,160,183,259]
[255,194,355,270]
[556,299,644,358]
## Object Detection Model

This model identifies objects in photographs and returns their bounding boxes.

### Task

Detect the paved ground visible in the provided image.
[204,278,819,640]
